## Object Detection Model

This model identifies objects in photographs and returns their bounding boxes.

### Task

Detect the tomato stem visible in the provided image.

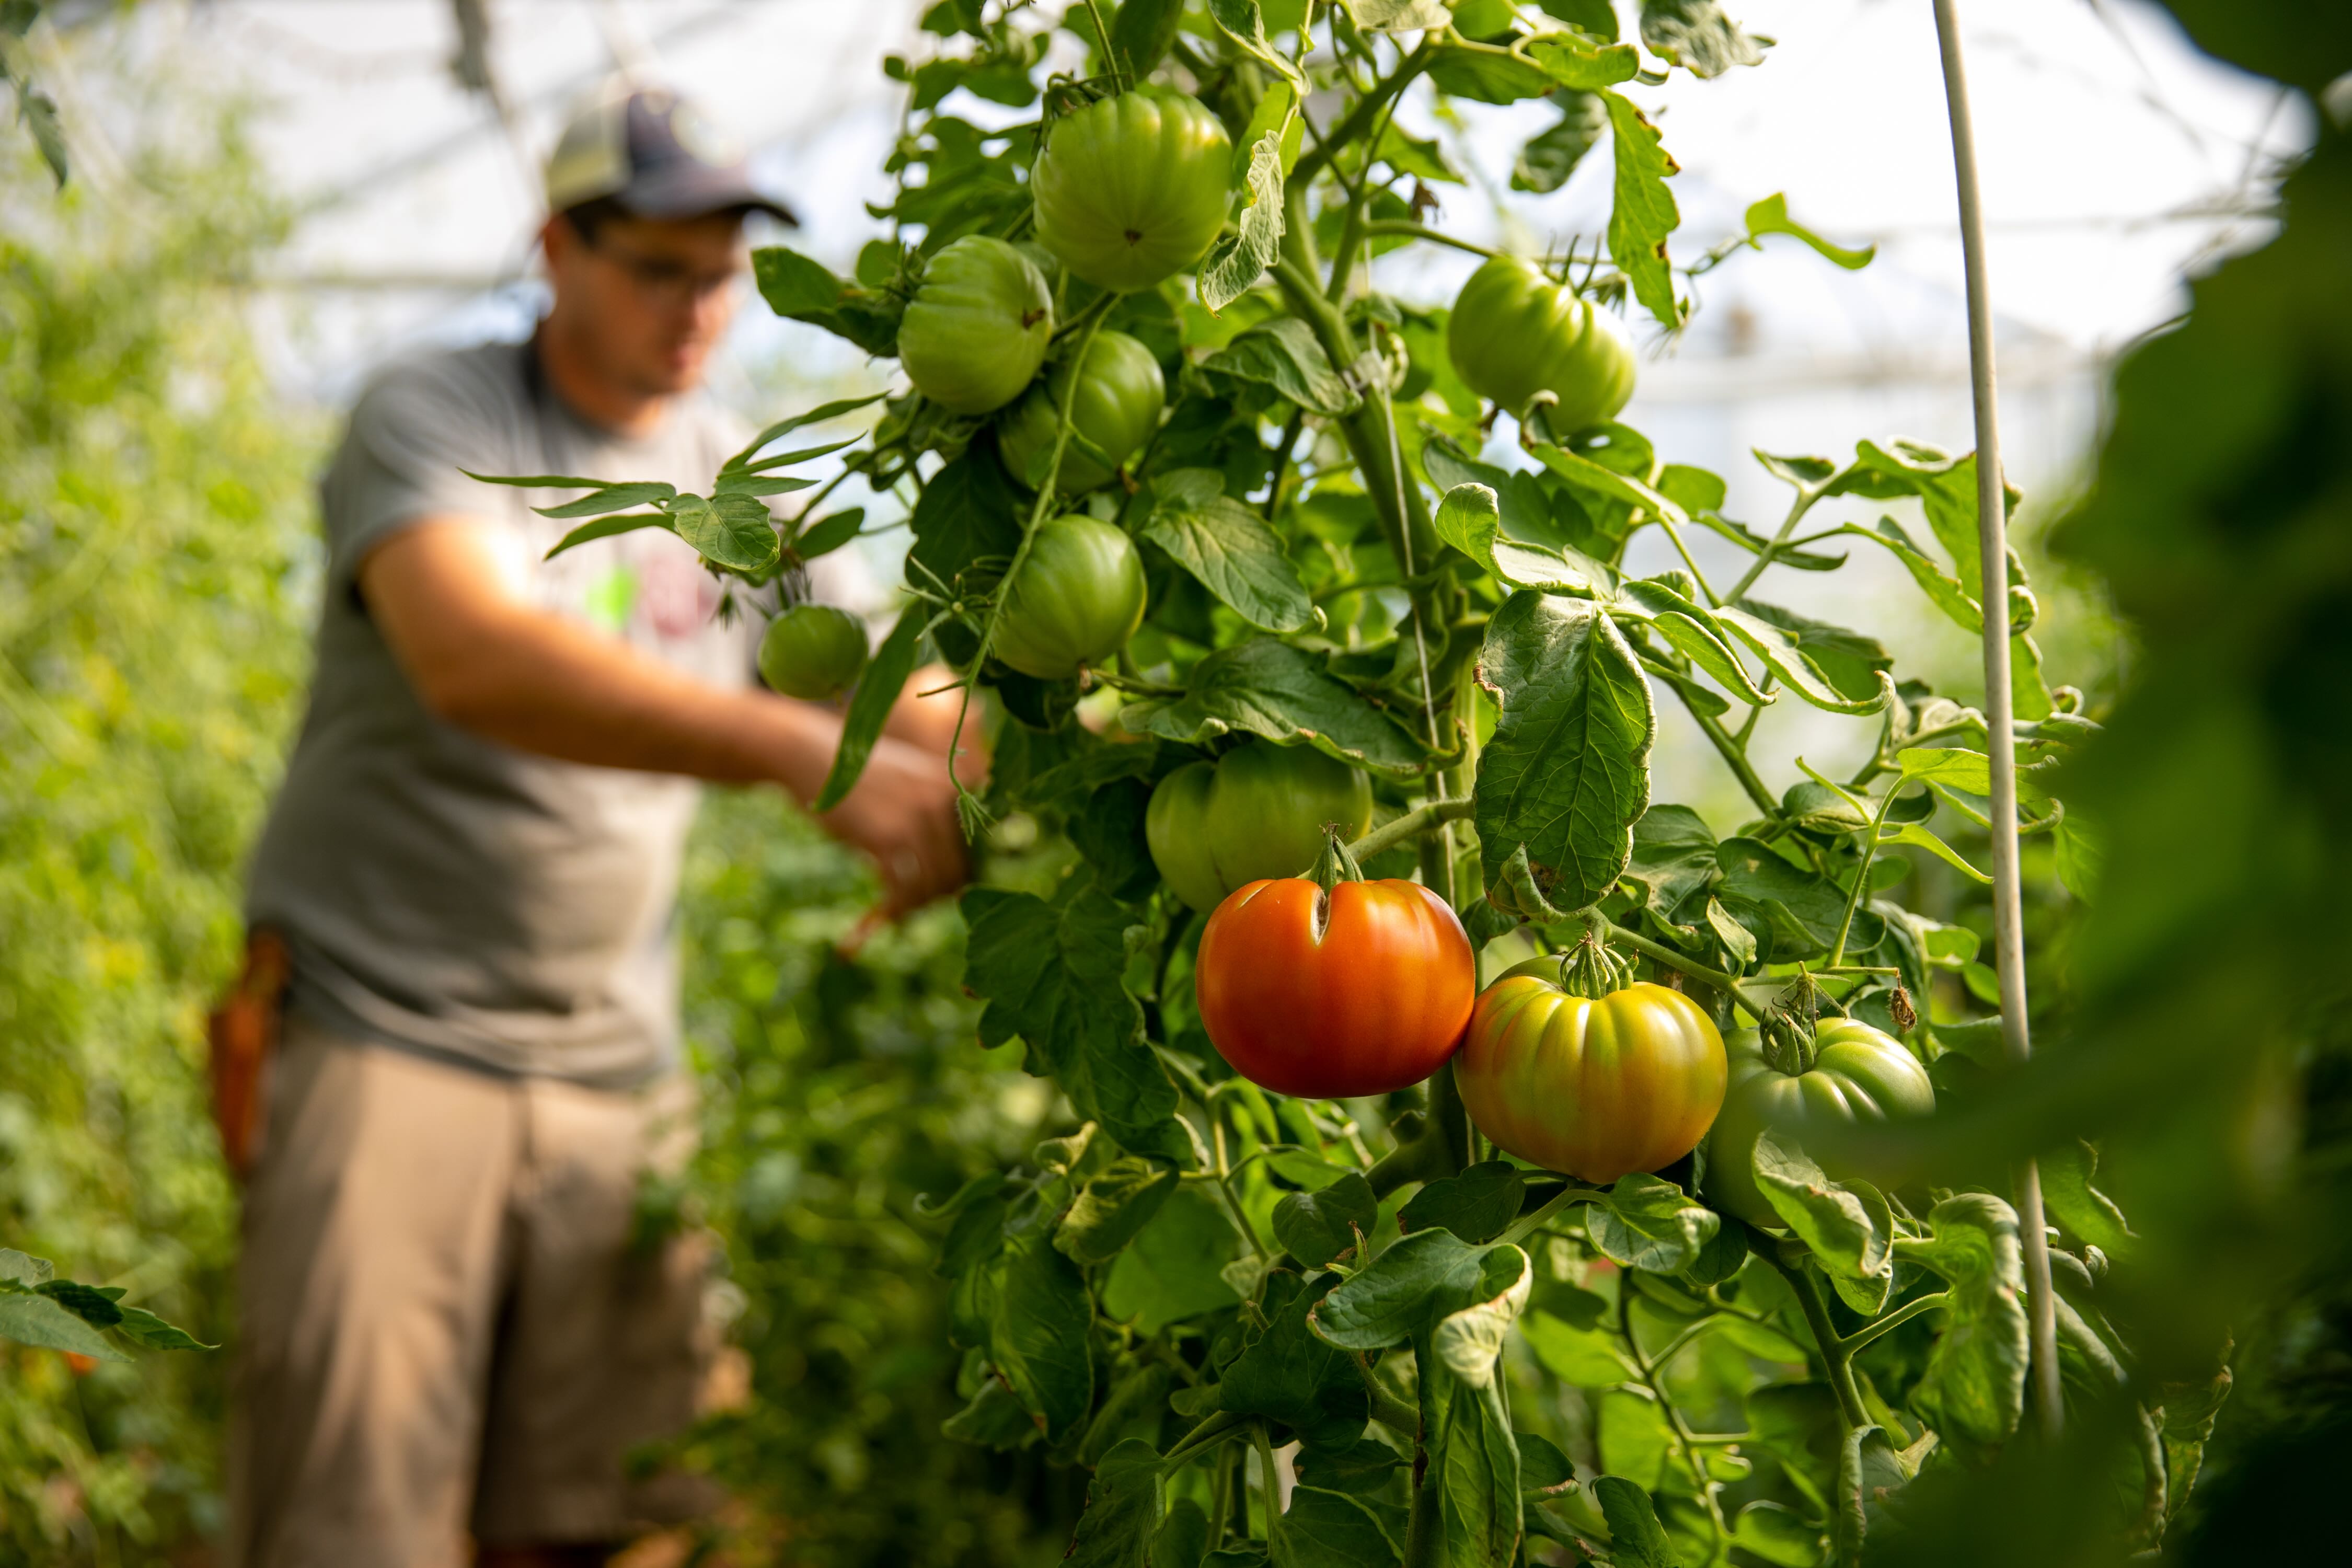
[1837,1290,1949,1355]
[1768,1246,1870,1430]
[1341,795,1473,866]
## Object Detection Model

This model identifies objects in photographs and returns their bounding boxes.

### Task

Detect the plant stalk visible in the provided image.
[1344,796,1474,865]
[1930,0,2062,1443]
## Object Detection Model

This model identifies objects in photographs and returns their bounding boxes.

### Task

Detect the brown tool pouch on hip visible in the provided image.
[207,926,290,1181]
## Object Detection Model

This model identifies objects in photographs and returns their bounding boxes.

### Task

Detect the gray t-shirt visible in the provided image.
[248,338,766,1089]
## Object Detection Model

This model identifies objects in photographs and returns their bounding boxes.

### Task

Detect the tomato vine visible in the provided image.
[507,3,2183,1563]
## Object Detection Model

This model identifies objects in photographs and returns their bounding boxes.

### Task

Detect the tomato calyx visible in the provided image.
[1547,931,1634,1001]
[1758,971,1840,1075]
[1304,821,1369,940]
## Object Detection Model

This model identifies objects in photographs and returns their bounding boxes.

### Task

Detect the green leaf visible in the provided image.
[0,1293,129,1361]
[1200,121,1287,314]
[1525,32,1644,91]
[1433,483,1607,594]
[712,472,820,501]
[2038,1140,2134,1254]
[1750,1129,1893,1287]
[1103,1185,1244,1332]
[1834,516,1986,633]
[1592,1475,1682,1568]
[994,1229,1096,1439]
[1624,803,1718,926]
[962,880,1186,1159]
[1849,439,2021,606]
[1201,317,1358,416]
[1586,1172,1720,1274]
[1207,0,1307,85]
[1715,837,1878,956]
[1296,1436,1409,1495]
[1598,1388,1673,1491]
[1426,1249,1532,1568]
[944,1376,1040,1448]
[1272,1171,1378,1270]
[1278,1486,1403,1568]
[667,492,780,574]
[1893,1194,2029,1452]
[1110,0,1187,79]
[1426,44,1558,104]
[812,604,927,811]
[1117,637,1429,776]
[1345,0,1451,32]
[1517,1431,1578,1499]
[909,447,1023,594]
[542,511,674,560]
[725,393,890,473]
[752,245,905,356]
[1229,79,1306,187]
[1143,471,1315,632]
[1511,92,1609,194]
[1733,1500,1824,1566]
[1474,592,1656,918]
[1601,90,1681,329]
[530,480,680,519]
[1730,596,1894,703]
[1615,577,1774,705]
[1896,745,2058,822]
[1058,1159,1182,1266]
[1399,1162,1526,1246]
[1744,193,1872,270]
[1519,1308,1639,1386]
[1640,0,1769,78]
[37,1278,123,1327]
[791,506,865,562]
[1219,1271,1370,1447]
[1066,1436,1166,1567]
[1373,122,1460,186]
[1713,605,1891,715]
[1881,821,1992,884]
[1152,1498,1212,1568]
[1310,1229,1527,1351]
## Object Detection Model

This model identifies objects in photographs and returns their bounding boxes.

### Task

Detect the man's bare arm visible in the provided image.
[360,517,966,910]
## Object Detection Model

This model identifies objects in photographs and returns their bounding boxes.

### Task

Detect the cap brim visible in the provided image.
[615,165,799,228]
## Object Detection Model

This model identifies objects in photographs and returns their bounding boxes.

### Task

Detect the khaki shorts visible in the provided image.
[227,1017,719,1568]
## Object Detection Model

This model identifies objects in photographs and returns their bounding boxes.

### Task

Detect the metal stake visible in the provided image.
[1930,0,2064,1441]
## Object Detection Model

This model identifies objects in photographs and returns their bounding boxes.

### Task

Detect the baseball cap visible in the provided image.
[544,84,797,226]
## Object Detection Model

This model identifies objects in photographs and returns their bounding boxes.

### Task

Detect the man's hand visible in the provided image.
[360,517,969,912]
[822,733,967,918]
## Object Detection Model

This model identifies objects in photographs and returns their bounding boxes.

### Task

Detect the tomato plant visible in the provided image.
[534,3,2228,1563]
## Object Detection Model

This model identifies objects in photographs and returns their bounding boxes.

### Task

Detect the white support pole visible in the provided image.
[1929,0,2064,1441]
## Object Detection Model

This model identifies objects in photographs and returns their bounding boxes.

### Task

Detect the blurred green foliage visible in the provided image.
[0,112,313,1559]
[661,789,1084,1566]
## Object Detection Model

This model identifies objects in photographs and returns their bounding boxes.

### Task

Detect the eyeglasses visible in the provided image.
[582,233,745,308]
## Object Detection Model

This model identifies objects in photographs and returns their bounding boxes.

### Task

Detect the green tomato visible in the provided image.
[1446,255,1637,430]
[757,605,869,701]
[1032,87,1232,294]
[996,330,1167,493]
[897,236,1055,415]
[1145,742,1374,913]
[1701,1019,1937,1230]
[993,514,1147,679]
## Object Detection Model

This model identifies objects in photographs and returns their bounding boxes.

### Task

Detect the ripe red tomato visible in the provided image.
[1455,959,1727,1182]
[1195,878,1475,1098]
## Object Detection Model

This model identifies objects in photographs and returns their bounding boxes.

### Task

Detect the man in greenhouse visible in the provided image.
[216,86,967,1568]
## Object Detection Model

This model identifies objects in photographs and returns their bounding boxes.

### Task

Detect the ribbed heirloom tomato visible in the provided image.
[1032,87,1233,293]
[1455,947,1727,1183]
[1446,255,1637,431]
[997,329,1167,492]
[992,514,1147,679]
[1145,742,1372,913]
[896,235,1054,415]
[757,605,868,701]
[1196,854,1474,1099]
[1702,1018,1936,1229]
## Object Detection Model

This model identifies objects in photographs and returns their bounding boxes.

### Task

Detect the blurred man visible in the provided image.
[223,86,965,1568]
